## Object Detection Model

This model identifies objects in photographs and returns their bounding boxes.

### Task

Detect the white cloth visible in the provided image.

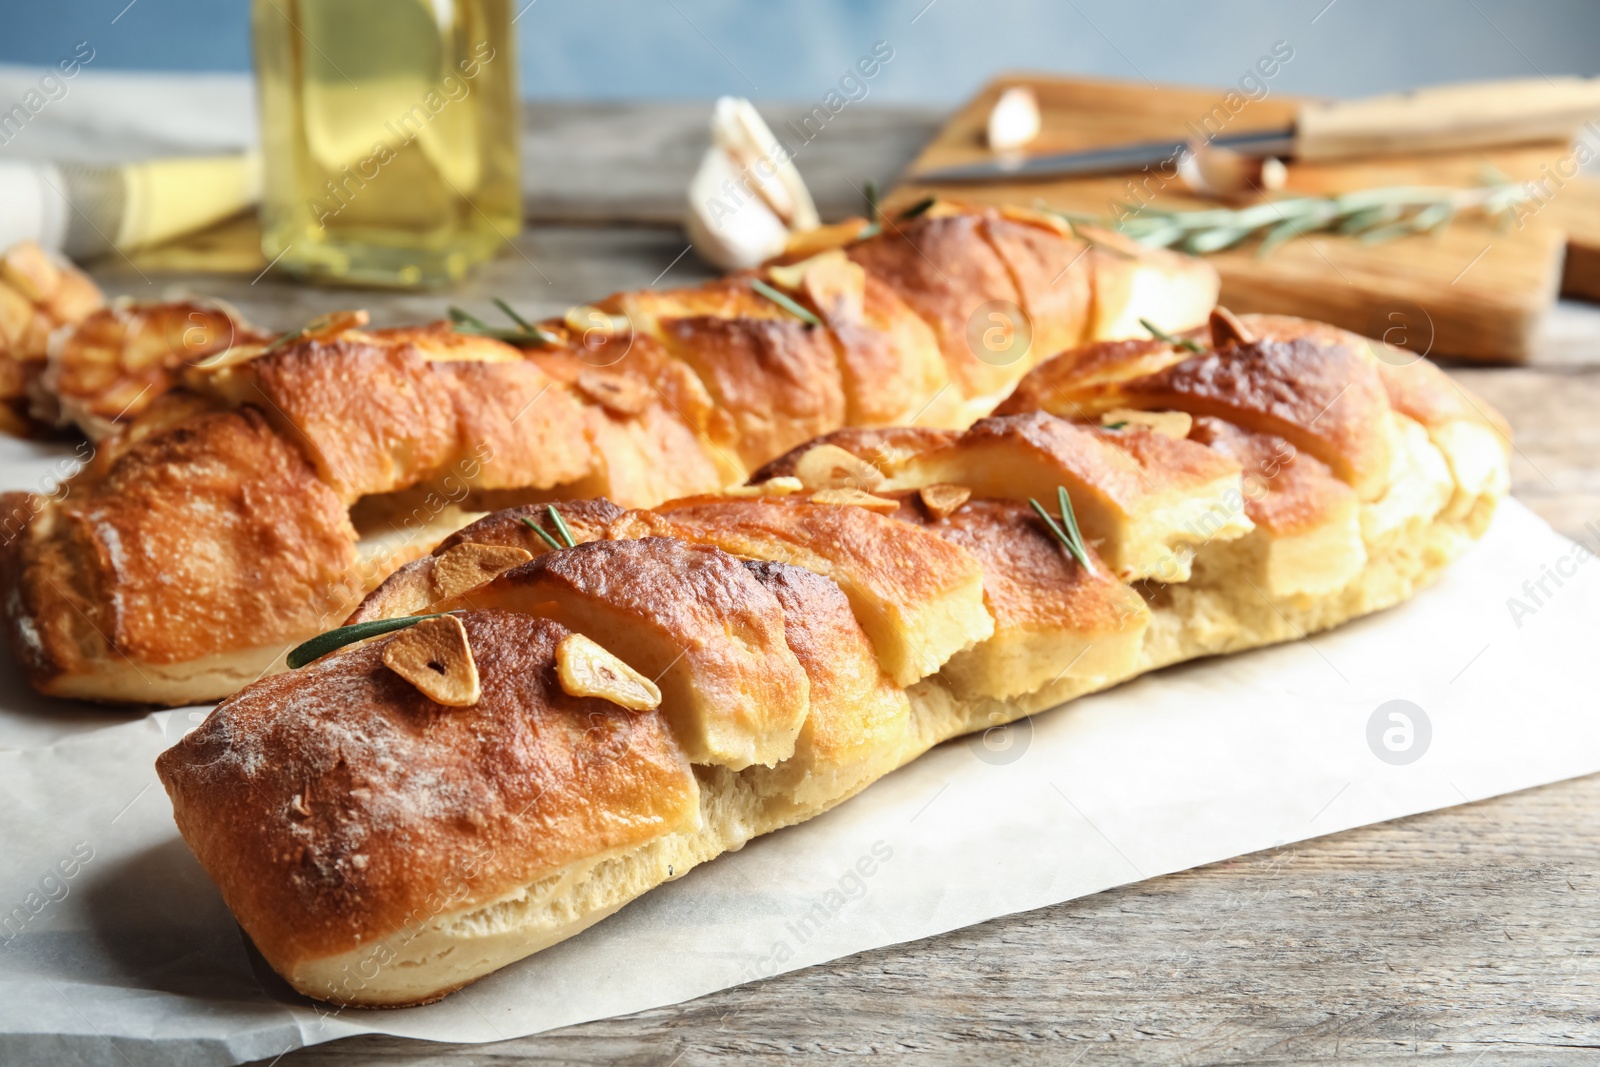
[0,65,254,164]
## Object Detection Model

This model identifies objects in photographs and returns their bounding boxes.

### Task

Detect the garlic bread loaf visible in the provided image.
[156,312,1509,1006]
[6,201,1218,705]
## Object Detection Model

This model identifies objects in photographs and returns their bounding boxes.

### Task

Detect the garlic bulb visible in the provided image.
[987,87,1041,151]
[686,97,820,271]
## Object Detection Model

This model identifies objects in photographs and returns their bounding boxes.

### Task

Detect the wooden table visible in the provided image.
[88,103,1599,1067]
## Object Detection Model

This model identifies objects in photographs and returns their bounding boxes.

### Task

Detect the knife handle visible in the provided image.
[1293,77,1600,161]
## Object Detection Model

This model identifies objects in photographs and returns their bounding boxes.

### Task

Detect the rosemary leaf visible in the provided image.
[1056,485,1095,575]
[287,612,460,670]
[1140,318,1204,353]
[1255,217,1305,258]
[450,303,559,347]
[1070,179,1533,258]
[750,278,823,327]
[546,504,578,549]
[857,178,883,239]
[898,196,937,220]
[493,297,536,332]
[1028,490,1094,574]
[520,514,564,551]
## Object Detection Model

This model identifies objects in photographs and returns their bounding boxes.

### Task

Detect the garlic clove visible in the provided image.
[556,632,662,711]
[686,146,793,271]
[987,87,1042,152]
[1177,143,1288,202]
[1100,408,1194,440]
[792,442,886,492]
[432,542,533,601]
[918,483,972,520]
[687,97,821,271]
[382,615,480,707]
[712,97,819,231]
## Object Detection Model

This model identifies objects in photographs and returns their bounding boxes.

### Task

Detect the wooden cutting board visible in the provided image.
[891,74,1600,363]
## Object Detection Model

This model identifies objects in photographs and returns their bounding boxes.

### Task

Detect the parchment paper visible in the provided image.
[2,433,1597,1066]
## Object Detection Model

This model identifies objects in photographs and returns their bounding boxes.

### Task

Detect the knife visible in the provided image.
[910,76,1600,184]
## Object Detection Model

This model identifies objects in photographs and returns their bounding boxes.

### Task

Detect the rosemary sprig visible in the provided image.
[1029,485,1095,574]
[520,515,563,551]
[750,278,822,327]
[520,504,578,550]
[546,504,577,547]
[1140,317,1204,353]
[858,179,883,239]
[449,303,561,347]
[898,196,936,221]
[287,611,461,669]
[1049,177,1533,259]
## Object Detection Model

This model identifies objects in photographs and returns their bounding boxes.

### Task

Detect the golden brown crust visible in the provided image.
[998,314,1394,500]
[11,409,357,691]
[993,338,1184,415]
[739,559,909,802]
[44,302,268,438]
[825,271,954,427]
[928,411,1241,520]
[1186,416,1355,537]
[977,214,1092,365]
[653,495,992,685]
[155,611,699,977]
[848,213,1027,399]
[1373,354,1511,444]
[0,241,104,429]
[656,313,845,470]
[345,500,630,626]
[1125,337,1392,499]
[894,496,1138,638]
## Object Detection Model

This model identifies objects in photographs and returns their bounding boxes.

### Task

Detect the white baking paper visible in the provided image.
[1,486,1597,1067]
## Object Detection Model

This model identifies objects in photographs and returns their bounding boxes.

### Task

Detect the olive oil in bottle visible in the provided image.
[251,0,521,287]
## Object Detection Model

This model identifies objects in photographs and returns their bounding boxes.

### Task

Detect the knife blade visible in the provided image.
[908,76,1600,185]
[911,128,1295,184]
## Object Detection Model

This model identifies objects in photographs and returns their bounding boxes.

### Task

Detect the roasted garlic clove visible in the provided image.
[432,542,534,600]
[918,482,972,520]
[792,442,885,492]
[382,614,480,707]
[556,632,662,711]
[1100,407,1194,440]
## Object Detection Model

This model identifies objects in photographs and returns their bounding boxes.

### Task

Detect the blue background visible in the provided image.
[3,1,1599,102]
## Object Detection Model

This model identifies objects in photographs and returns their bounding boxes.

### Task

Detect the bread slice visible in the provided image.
[887,411,1253,582]
[443,537,810,771]
[653,496,994,686]
[892,497,1149,701]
